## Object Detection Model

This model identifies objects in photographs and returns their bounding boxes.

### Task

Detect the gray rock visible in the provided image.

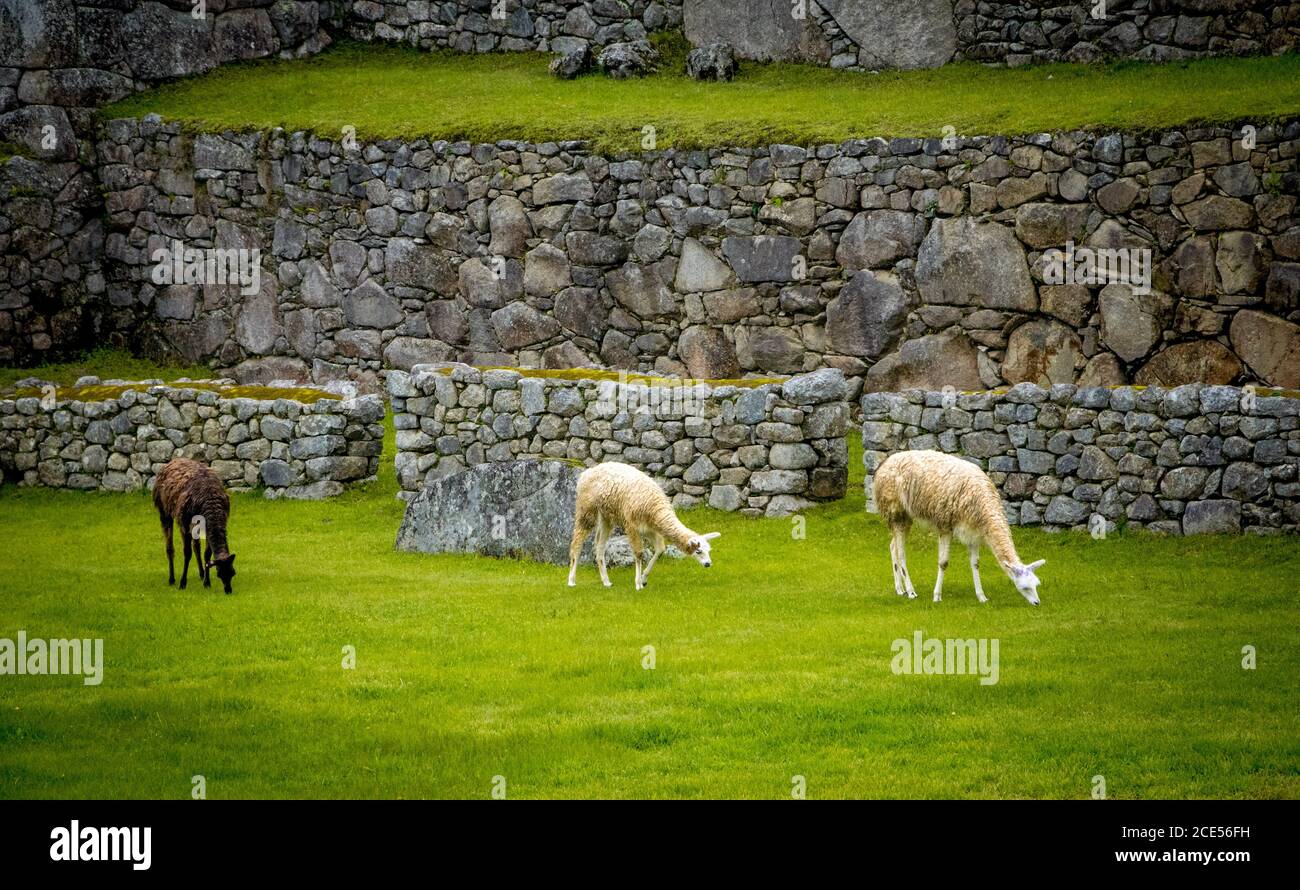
[549,46,592,79]
[674,238,734,292]
[915,217,1036,311]
[1002,319,1082,386]
[523,243,573,297]
[863,330,982,392]
[343,279,403,329]
[684,0,831,63]
[606,264,678,318]
[722,235,803,283]
[597,41,659,78]
[533,173,594,205]
[836,210,924,270]
[1182,500,1241,535]
[686,42,737,81]
[820,0,957,70]
[826,270,910,359]
[782,368,846,405]
[678,326,741,379]
[397,460,619,565]
[1137,340,1243,387]
[491,301,561,350]
[1099,283,1170,363]
[1229,310,1300,389]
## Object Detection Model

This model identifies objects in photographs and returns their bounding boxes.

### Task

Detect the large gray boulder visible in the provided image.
[826,270,910,359]
[1230,309,1300,389]
[395,460,676,567]
[915,217,1037,311]
[819,0,957,70]
[863,329,982,392]
[684,0,831,63]
[121,1,217,80]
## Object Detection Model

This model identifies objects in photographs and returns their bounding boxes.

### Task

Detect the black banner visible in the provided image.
[0,800,1285,876]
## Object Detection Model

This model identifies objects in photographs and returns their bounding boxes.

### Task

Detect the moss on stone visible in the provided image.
[471,366,787,387]
[8,382,338,404]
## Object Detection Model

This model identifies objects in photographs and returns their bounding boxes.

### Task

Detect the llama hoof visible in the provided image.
[602,580,612,588]
[906,591,917,599]
[933,595,942,602]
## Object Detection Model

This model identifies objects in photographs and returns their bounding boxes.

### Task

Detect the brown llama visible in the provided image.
[153,458,237,593]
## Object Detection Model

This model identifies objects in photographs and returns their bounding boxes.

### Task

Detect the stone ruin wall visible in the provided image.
[0,380,385,497]
[347,0,1300,70]
[389,362,851,515]
[862,381,1300,535]
[92,116,1300,401]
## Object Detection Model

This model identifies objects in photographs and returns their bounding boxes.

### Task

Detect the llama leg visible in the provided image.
[641,533,665,585]
[895,529,917,599]
[568,511,593,587]
[934,534,950,602]
[627,528,646,591]
[888,530,905,597]
[202,539,212,588]
[969,545,987,603]
[179,533,192,590]
[594,516,612,588]
[161,513,175,586]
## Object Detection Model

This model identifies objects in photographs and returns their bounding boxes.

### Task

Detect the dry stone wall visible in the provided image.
[347,1,1300,70]
[349,0,682,53]
[94,116,1300,397]
[388,363,851,515]
[0,0,334,365]
[862,382,1300,534]
[0,379,384,497]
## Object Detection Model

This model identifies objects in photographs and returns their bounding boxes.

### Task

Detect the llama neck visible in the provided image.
[660,515,697,552]
[981,512,1021,571]
[206,516,229,558]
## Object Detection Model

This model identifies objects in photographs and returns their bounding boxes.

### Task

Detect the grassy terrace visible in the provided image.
[2,351,1299,798]
[105,43,1300,152]
[3,420,1298,798]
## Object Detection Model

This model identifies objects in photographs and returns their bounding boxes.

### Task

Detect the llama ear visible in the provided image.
[1025,558,1045,571]
[702,532,721,540]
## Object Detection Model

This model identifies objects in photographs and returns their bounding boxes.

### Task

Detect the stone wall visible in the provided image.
[346,1,1300,70]
[388,362,851,515]
[0,0,333,365]
[349,0,682,53]
[0,379,385,498]
[94,116,1300,396]
[861,382,1300,535]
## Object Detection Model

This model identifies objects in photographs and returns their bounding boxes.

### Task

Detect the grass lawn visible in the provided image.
[104,42,1300,152]
[1,418,1297,799]
[0,348,210,392]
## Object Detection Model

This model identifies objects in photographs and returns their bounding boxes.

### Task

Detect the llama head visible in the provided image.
[1010,559,1045,605]
[685,532,721,568]
[211,552,236,594]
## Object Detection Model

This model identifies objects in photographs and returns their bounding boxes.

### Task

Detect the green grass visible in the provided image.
[1,424,1297,799]
[104,42,1300,152]
[0,348,210,393]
